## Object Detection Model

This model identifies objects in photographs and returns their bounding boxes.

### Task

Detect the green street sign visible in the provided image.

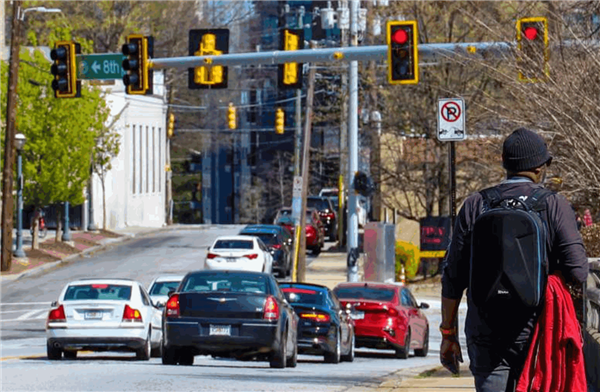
[77,54,126,80]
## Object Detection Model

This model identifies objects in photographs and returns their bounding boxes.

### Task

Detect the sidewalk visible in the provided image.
[306,249,475,392]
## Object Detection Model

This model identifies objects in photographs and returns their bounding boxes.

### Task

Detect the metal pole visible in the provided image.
[347,0,360,282]
[449,141,457,231]
[88,160,98,231]
[294,7,304,177]
[14,151,26,258]
[1,0,22,271]
[371,111,382,222]
[62,202,72,241]
[338,5,348,249]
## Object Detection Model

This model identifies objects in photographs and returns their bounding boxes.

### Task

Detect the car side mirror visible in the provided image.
[51,301,57,307]
[168,290,176,298]
[419,302,430,309]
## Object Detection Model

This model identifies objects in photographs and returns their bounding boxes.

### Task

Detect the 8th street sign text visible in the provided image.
[77,54,126,80]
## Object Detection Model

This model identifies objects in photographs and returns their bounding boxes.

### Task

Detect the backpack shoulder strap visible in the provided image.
[479,187,502,209]
[527,188,554,212]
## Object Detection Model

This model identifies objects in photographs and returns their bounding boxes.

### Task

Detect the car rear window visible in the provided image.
[149,281,181,296]
[334,287,395,302]
[64,284,132,301]
[213,240,254,249]
[181,273,268,294]
[307,198,330,211]
[281,287,325,306]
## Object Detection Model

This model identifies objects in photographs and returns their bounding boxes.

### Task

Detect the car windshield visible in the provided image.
[281,287,325,306]
[241,232,278,246]
[213,240,254,249]
[149,281,181,296]
[181,273,268,294]
[334,287,395,302]
[64,284,132,301]
[307,198,330,211]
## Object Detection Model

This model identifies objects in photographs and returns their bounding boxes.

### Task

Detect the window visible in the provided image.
[334,287,396,302]
[132,125,136,194]
[158,128,162,192]
[64,284,132,301]
[282,287,325,305]
[401,289,417,307]
[152,127,156,193]
[146,126,150,194]
[149,281,181,296]
[213,240,254,249]
[181,274,268,293]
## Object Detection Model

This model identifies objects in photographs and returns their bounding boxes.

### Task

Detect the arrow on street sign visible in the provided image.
[77,54,127,80]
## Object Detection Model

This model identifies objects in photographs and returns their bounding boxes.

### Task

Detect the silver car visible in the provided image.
[46,278,163,360]
[147,275,184,308]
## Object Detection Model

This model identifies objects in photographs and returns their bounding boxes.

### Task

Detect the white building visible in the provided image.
[87,72,168,230]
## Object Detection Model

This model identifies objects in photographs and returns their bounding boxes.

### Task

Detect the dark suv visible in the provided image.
[239,225,292,278]
[307,196,338,241]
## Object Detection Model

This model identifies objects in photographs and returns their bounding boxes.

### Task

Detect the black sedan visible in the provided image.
[162,270,299,368]
[280,283,355,363]
[239,225,292,278]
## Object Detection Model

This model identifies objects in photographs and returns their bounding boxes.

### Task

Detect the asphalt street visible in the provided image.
[0,226,467,391]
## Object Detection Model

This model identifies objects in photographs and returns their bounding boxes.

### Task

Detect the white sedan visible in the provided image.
[205,235,274,275]
[46,278,163,360]
[147,275,184,308]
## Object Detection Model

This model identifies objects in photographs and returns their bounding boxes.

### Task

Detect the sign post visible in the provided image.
[77,54,127,80]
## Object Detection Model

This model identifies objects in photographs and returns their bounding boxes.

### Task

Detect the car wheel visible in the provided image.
[162,342,179,365]
[63,350,77,359]
[136,331,151,361]
[178,349,194,366]
[269,328,287,369]
[286,332,298,368]
[324,329,341,364]
[395,329,411,359]
[414,328,429,357]
[47,342,62,360]
[341,330,355,362]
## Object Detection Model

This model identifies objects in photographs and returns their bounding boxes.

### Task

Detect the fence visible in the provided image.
[585,258,600,391]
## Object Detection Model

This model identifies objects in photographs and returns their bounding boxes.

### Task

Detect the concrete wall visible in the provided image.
[89,73,167,230]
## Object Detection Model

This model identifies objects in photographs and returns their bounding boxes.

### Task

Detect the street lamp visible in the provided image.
[19,7,62,21]
[14,133,27,259]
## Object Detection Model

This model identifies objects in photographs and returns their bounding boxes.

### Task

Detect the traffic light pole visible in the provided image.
[1,0,23,271]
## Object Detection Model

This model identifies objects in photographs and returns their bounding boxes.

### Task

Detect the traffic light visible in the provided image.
[50,41,81,98]
[516,17,549,83]
[167,113,175,138]
[278,29,304,90]
[189,29,229,89]
[275,108,285,134]
[227,103,236,130]
[122,34,154,95]
[387,21,419,84]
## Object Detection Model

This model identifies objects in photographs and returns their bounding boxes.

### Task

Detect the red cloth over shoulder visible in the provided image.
[516,275,587,392]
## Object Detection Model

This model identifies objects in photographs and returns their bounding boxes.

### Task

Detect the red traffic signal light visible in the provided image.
[391,29,408,45]
[387,21,419,85]
[516,17,548,83]
[523,27,538,40]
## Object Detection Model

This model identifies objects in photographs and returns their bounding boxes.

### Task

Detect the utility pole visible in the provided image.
[296,50,317,283]
[294,7,304,177]
[338,0,349,248]
[1,1,23,271]
[346,0,360,282]
[166,71,175,225]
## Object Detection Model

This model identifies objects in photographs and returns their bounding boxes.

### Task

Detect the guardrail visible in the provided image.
[585,258,600,391]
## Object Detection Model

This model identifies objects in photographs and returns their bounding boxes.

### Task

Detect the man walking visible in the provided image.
[439,128,588,391]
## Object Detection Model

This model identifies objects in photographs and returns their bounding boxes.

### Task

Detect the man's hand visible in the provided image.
[440,335,463,375]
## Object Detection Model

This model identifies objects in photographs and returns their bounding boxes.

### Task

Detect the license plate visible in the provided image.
[209,325,231,336]
[226,257,236,263]
[85,311,103,320]
[351,311,364,320]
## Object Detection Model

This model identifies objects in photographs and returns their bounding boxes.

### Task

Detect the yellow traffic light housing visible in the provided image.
[275,108,285,134]
[189,29,229,89]
[387,21,419,84]
[122,34,154,95]
[50,41,81,98]
[516,17,549,83]
[278,29,304,90]
[227,103,237,130]
[167,113,175,138]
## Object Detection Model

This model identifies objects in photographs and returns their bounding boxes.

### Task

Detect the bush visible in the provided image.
[581,223,600,257]
[395,241,420,280]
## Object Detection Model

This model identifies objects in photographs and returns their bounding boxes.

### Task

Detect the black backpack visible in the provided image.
[469,187,553,308]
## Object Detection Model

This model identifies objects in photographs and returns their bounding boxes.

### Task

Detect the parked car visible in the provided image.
[205,235,274,275]
[280,283,355,363]
[274,207,325,255]
[162,270,299,368]
[333,282,430,359]
[46,278,163,360]
[307,196,338,241]
[239,225,292,278]
[148,275,185,308]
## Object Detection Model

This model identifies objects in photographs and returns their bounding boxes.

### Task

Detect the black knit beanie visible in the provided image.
[502,128,552,172]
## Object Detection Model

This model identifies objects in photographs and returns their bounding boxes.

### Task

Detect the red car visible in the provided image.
[333,282,429,359]
[274,208,325,255]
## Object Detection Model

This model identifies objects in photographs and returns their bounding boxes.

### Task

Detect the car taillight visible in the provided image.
[263,296,279,321]
[271,244,281,250]
[166,294,180,317]
[47,305,66,323]
[388,308,398,316]
[207,253,218,259]
[300,312,331,323]
[306,226,316,237]
[245,254,259,260]
[122,304,143,322]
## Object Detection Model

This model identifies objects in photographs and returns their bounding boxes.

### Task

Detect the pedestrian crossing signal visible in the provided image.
[189,29,229,89]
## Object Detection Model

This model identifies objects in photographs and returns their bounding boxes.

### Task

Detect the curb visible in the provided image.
[0,224,207,282]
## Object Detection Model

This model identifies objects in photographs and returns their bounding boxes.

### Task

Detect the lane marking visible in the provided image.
[0,302,52,306]
[17,309,46,320]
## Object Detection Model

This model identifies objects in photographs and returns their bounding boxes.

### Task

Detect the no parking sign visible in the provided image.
[437,98,466,141]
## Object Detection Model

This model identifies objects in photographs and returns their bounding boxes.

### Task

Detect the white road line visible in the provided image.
[0,302,52,306]
[1,309,47,314]
[16,309,44,320]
